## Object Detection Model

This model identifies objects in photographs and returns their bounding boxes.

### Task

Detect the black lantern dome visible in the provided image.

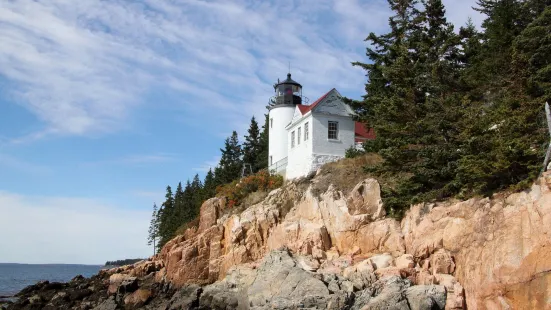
[269,73,303,107]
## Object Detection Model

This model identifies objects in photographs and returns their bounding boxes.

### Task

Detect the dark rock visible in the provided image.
[167,285,201,310]
[405,285,446,310]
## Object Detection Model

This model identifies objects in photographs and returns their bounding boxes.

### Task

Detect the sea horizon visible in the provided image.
[0,263,104,297]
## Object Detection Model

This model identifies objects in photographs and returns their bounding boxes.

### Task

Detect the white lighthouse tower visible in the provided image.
[268,73,303,176]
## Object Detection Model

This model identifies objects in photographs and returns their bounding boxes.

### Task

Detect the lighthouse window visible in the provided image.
[291,131,295,148]
[328,121,338,140]
[297,127,301,145]
[270,118,273,128]
[304,122,309,141]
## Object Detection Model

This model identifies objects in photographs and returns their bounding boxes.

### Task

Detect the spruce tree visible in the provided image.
[181,180,194,223]
[190,174,203,217]
[157,185,174,249]
[242,117,261,173]
[455,0,547,195]
[256,114,269,171]
[173,182,184,224]
[202,168,217,202]
[147,203,159,255]
[215,131,243,184]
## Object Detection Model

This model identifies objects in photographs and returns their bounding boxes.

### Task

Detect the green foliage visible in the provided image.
[104,258,144,267]
[345,146,365,158]
[350,0,549,216]
[255,114,269,171]
[153,114,273,251]
[243,117,262,173]
[147,203,159,254]
[215,131,243,185]
[215,169,283,209]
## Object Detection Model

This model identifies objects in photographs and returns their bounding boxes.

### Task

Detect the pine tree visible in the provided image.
[255,114,269,171]
[242,117,261,173]
[147,203,159,255]
[215,131,243,184]
[202,168,217,202]
[173,182,184,224]
[181,180,194,223]
[455,0,547,195]
[157,185,174,249]
[190,174,203,218]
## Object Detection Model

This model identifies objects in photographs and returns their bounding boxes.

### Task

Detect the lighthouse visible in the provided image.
[268,73,303,175]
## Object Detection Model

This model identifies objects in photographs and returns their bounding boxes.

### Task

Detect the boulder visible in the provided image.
[430,249,455,275]
[107,274,137,295]
[347,179,385,219]
[123,289,152,308]
[405,285,447,310]
[167,285,201,310]
[395,254,415,269]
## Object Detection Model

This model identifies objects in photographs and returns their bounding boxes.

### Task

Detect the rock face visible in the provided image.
[8,172,551,310]
[153,172,551,309]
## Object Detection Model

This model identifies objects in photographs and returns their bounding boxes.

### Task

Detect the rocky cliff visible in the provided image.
[7,171,551,310]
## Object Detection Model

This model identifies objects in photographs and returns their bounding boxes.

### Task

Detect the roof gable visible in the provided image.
[296,89,354,118]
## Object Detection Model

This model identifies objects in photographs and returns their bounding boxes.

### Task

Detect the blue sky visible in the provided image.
[0,0,483,264]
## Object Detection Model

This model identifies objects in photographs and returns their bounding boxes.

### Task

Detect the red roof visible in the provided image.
[297,88,335,115]
[355,122,376,140]
[296,88,376,141]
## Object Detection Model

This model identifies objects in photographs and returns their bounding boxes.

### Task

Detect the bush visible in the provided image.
[216,169,284,208]
[345,145,365,158]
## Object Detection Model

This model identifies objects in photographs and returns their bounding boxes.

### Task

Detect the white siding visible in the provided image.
[268,105,295,176]
[286,114,314,179]
[310,113,355,171]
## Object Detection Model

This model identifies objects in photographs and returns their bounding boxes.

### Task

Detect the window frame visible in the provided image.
[328,121,339,140]
[297,127,301,145]
[291,130,295,148]
[304,122,309,141]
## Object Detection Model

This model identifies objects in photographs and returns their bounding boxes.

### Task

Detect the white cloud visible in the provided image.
[0,0,482,141]
[0,191,152,264]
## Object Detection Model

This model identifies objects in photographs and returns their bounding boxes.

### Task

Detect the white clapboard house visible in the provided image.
[268,73,375,179]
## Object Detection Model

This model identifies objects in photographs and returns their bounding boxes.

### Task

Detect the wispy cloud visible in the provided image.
[82,152,178,167]
[192,155,220,173]
[0,153,53,175]
[0,0,483,141]
[0,191,150,264]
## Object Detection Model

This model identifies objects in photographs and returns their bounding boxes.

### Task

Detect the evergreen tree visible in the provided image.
[181,180,194,223]
[256,114,269,171]
[190,174,203,217]
[202,168,217,202]
[147,203,159,255]
[173,182,185,224]
[157,185,174,249]
[215,131,243,184]
[242,117,261,173]
[455,0,547,195]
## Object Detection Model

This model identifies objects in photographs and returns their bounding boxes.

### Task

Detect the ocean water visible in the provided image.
[0,263,103,297]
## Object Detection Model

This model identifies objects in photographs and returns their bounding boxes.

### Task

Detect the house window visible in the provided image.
[328,121,338,140]
[270,156,272,166]
[297,127,301,145]
[270,118,273,128]
[304,122,309,141]
[291,131,295,148]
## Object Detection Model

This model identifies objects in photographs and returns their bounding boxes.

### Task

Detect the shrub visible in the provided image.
[216,169,284,208]
[345,145,365,158]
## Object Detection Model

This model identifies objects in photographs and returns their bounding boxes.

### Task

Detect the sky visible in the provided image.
[0,0,484,265]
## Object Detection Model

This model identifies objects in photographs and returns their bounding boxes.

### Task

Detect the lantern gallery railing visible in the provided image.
[269,157,288,174]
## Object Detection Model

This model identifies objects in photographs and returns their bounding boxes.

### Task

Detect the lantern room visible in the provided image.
[271,73,303,106]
